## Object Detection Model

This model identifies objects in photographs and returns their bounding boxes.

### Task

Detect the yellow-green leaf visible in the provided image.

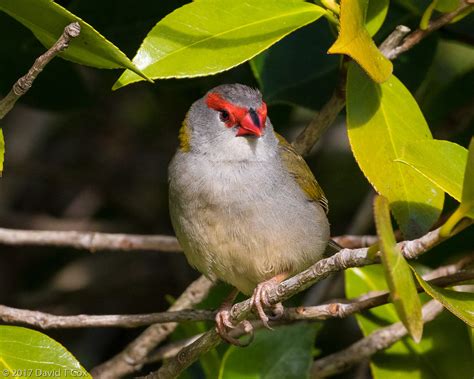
[412,268,474,327]
[374,195,423,342]
[328,0,392,82]
[441,138,474,235]
[0,0,147,79]
[366,0,390,36]
[397,140,468,202]
[114,0,326,89]
[0,326,91,379]
[347,63,444,238]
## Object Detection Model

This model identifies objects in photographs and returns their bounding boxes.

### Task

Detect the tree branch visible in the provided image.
[310,300,444,378]
[0,23,81,119]
[0,226,379,252]
[385,1,473,60]
[90,275,213,379]
[0,227,181,252]
[2,264,471,330]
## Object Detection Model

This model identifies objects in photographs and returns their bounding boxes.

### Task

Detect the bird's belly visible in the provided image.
[169,159,329,295]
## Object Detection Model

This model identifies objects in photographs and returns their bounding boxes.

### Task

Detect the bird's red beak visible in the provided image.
[237,109,263,137]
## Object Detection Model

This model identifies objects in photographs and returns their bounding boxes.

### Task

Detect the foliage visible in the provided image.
[0,0,473,378]
[0,326,91,379]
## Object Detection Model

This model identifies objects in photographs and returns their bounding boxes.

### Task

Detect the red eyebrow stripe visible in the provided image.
[206,92,247,126]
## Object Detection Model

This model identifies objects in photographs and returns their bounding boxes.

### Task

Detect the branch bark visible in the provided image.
[0,23,81,119]
[310,300,444,378]
[2,265,471,329]
[0,227,181,252]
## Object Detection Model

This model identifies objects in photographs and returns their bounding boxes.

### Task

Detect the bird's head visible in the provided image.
[180,84,275,159]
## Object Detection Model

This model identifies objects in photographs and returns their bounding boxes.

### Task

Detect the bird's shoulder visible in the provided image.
[275,133,328,213]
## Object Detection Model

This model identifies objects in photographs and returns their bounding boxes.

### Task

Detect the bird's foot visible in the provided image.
[215,306,254,346]
[250,273,287,329]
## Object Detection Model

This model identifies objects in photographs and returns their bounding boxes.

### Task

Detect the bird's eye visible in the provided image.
[219,110,230,123]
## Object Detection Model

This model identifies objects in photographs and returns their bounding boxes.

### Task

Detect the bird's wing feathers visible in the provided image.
[276,133,328,213]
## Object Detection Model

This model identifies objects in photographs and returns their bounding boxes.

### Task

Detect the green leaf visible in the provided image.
[0,326,91,379]
[397,140,468,202]
[436,0,461,13]
[366,0,390,36]
[412,268,474,327]
[461,138,474,216]
[346,63,444,238]
[250,20,339,110]
[374,195,423,342]
[219,323,318,379]
[345,265,474,379]
[328,0,392,83]
[0,0,147,79]
[113,0,326,89]
[441,138,474,235]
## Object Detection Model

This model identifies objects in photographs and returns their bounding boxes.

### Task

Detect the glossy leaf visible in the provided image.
[398,140,468,201]
[374,195,423,342]
[219,323,318,379]
[436,0,461,12]
[0,326,91,379]
[114,0,326,89]
[0,0,147,78]
[328,0,392,82]
[346,265,474,379]
[366,0,390,36]
[462,138,474,216]
[250,21,339,110]
[441,138,474,235]
[346,63,444,238]
[412,268,474,327]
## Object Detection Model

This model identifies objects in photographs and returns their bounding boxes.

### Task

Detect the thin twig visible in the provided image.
[150,223,472,378]
[90,275,213,379]
[0,307,214,329]
[379,25,411,57]
[386,1,473,60]
[310,300,444,378]
[0,23,81,119]
[0,226,379,252]
[0,227,181,252]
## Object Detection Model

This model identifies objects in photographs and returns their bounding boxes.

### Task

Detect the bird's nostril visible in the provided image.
[248,108,261,128]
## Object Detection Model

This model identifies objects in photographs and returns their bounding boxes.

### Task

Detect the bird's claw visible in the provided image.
[250,278,284,329]
[215,308,254,346]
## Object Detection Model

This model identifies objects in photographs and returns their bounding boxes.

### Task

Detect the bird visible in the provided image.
[168,83,331,344]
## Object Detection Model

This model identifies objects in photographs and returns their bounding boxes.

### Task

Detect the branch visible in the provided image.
[90,275,213,379]
[148,223,472,378]
[0,227,181,252]
[385,1,473,60]
[291,1,471,155]
[0,226,378,252]
[0,23,81,119]
[1,260,471,329]
[310,300,444,378]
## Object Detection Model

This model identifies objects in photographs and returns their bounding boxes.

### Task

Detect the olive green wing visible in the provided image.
[276,133,328,213]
